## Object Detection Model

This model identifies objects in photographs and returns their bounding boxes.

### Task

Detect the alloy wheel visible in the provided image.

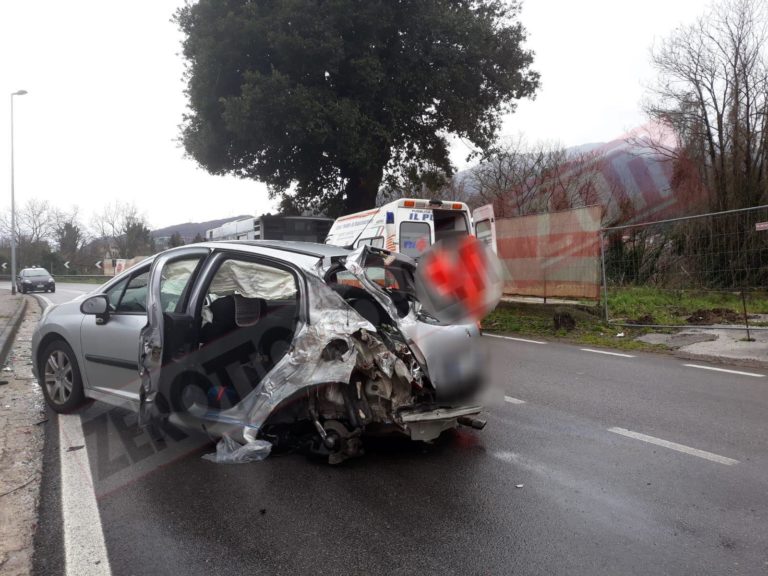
[44,350,74,405]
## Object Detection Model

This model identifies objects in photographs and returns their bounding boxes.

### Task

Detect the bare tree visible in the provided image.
[646,0,768,211]
[90,202,155,259]
[469,137,621,218]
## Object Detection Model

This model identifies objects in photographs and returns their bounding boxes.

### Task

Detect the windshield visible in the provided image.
[25,269,50,277]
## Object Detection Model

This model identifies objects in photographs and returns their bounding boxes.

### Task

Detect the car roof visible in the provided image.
[175,240,353,270]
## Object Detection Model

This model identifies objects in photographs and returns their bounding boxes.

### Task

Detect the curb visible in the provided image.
[0,296,28,366]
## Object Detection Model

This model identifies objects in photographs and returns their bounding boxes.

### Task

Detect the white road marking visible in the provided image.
[485,334,547,345]
[36,294,54,308]
[59,414,112,575]
[504,396,526,404]
[580,348,636,358]
[683,364,765,378]
[608,427,739,466]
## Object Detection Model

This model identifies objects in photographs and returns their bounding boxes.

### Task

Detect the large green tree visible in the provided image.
[176,0,539,215]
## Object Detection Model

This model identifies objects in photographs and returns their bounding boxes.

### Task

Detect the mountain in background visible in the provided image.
[152,215,251,242]
[456,136,680,223]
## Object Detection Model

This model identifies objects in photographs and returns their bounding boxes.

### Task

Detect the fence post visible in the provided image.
[741,289,753,341]
[599,229,609,321]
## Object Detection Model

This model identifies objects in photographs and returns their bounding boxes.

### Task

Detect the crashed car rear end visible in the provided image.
[136,242,494,464]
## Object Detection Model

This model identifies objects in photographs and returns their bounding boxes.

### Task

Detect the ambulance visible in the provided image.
[325,198,496,258]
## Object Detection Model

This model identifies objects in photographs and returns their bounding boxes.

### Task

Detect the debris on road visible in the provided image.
[202,434,272,464]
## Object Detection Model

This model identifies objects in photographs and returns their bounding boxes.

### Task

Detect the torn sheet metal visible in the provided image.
[202,433,272,464]
[192,272,375,440]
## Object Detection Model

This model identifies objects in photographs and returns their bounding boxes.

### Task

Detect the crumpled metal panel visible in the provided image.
[198,272,375,438]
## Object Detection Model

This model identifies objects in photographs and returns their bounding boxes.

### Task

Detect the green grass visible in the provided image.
[606,286,767,324]
[483,286,766,351]
[483,301,667,352]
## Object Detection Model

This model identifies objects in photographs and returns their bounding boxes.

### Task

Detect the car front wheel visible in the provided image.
[40,340,86,413]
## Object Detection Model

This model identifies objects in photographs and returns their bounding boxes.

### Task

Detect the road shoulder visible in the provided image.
[0,297,46,576]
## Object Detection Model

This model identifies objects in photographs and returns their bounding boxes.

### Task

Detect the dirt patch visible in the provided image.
[686,308,742,325]
[626,314,656,325]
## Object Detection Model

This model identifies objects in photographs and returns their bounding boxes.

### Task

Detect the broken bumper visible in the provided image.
[398,405,483,441]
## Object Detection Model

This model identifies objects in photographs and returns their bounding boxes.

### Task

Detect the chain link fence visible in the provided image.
[600,205,768,333]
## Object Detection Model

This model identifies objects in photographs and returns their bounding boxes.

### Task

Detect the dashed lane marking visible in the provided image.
[485,334,547,345]
[504,396,526,404]
[608,427,739,466]
[580,348,635,358]
[682,364,765,378]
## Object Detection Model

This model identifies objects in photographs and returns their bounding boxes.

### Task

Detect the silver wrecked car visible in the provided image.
[32,241,487,462]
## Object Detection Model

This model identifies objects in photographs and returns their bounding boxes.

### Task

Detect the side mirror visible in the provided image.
[81,294,110,324]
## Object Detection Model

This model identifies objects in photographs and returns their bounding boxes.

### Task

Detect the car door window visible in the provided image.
[105,278,129,311]
[116,271,149,313]
[160,258,203,313]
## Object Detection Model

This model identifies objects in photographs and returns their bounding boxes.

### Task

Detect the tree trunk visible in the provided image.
[343,165,385,213]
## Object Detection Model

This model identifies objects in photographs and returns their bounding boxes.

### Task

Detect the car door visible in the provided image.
[139,247,210,416]
[80,264,151,402]
[472,204,497,254]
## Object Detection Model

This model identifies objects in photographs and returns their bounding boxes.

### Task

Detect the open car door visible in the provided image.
[138,247,210,422]
[472,204,497,254]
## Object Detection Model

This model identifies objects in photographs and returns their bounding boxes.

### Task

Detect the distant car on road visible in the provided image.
[17,267,55,293]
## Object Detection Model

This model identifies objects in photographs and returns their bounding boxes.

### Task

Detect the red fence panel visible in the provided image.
[495,206,602,300]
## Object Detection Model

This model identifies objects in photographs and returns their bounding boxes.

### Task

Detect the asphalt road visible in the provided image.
[20,283,768,575]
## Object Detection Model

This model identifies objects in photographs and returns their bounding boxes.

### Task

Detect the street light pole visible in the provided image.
[9,90,27,295]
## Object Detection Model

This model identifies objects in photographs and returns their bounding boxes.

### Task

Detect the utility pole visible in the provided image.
[9,89,28,295]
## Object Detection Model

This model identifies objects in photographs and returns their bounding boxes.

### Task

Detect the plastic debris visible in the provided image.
[202,434,272,464]
[616,332,625,338]
[515,484,524,489]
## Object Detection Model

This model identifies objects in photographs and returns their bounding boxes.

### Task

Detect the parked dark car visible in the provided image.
[17,267,55,293]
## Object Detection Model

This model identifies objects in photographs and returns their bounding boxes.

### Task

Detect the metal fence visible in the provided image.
[600,205,768,332]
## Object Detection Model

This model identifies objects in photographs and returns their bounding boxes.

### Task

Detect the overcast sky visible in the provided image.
[0,0,708,229]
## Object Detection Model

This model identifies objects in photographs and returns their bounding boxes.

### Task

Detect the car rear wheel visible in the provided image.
[40,340,86,413]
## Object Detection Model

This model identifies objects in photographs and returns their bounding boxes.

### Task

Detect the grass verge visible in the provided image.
[53,276,109,285]
[483,301,669,352]
[606,286,766,325]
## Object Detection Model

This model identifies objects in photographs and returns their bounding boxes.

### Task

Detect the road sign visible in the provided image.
[1,262,6,270]
[756,222,768,231]
[64,261,70,269]
[95,260,102,270]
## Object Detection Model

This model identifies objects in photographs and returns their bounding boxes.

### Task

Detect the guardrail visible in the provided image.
[0,274,112,283]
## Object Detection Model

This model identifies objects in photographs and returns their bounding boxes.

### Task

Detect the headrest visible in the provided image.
[233,295,267,327]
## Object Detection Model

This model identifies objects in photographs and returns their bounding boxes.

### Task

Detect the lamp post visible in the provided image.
[9,90,27,295]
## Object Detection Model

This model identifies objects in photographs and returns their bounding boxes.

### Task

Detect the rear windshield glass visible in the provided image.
[400,221,431,257]
[25,269,50,277]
